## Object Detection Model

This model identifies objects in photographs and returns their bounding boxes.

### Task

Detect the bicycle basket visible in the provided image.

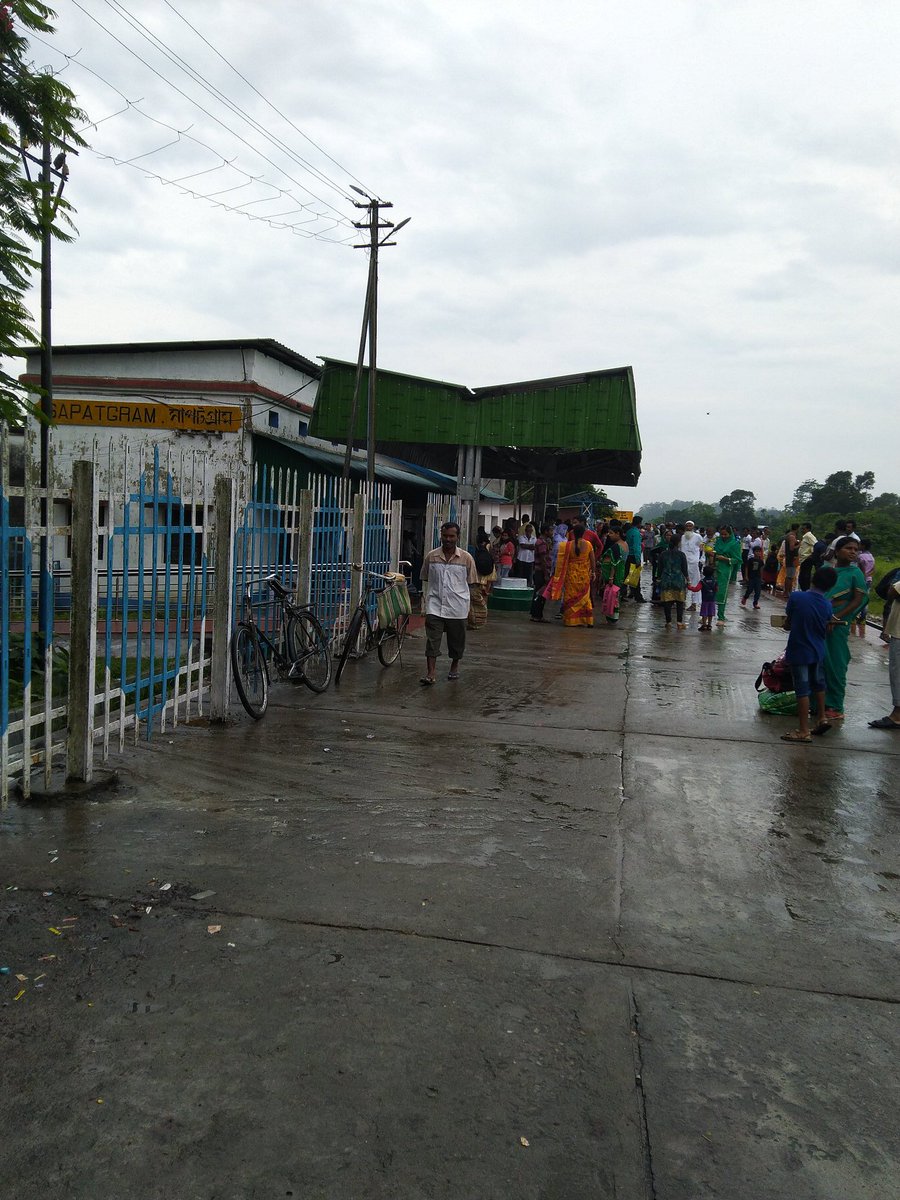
[376,580,412,628]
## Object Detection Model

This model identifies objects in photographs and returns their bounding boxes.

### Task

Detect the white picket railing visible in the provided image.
[1,421,405,804]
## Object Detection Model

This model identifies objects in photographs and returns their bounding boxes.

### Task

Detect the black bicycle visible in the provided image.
[231,574,332,719]
[334,562,412,685]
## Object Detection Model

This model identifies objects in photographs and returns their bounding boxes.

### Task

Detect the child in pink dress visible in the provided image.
[698,564,717,632]
[855,538,875,636]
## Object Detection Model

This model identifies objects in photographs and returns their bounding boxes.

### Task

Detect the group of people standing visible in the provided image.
[418,514,899,743]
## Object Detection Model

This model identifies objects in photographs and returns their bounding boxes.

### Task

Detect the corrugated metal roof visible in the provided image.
[309,360,641,486]
[253,433,504,497]
[311,360,638,449]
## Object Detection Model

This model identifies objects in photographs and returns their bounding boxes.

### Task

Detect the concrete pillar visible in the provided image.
[425,496,437,552]
[295,489,314,605]
[67,459,99,782]
[389,499,402,570]
[349,492,365,612]
[210,475,235,723]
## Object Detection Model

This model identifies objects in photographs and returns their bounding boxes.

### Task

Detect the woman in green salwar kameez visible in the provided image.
[823,537,868,720]
[713,525,743,624]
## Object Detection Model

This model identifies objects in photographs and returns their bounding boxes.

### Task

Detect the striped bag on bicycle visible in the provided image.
[376,578,412,627]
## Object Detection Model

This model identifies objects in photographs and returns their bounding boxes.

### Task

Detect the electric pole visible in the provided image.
[19,123,69,644]
[343,189,410,485]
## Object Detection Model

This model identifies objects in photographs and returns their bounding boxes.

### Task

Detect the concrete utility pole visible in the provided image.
[20,127,69,642]
[343,189,410,485]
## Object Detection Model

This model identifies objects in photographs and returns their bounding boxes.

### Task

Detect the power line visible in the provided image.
[68,0,354,225]
[101,0,359,208]
[31,36,352,234]
[91,143,356,242]
[161,0,375,198]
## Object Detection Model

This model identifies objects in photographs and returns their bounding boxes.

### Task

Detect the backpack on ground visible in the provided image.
[754,654,794,694]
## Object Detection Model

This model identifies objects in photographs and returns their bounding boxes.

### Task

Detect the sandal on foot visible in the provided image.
[869,716,900,729]
[824,709,845,721]
[781,731,812,743]
[811,721,832,736]
[419,677,436,686]
[447,671,460,680]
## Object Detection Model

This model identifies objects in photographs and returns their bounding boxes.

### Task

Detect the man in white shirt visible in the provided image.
[826,519,861,559]
[681,521,704,608]
[797,522,817,590]
[419,522,479,685]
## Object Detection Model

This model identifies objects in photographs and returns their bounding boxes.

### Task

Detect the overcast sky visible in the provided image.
[25,0,900,510]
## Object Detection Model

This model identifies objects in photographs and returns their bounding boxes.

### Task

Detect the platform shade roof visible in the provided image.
[252,433,507,499]
[309,360,642,486]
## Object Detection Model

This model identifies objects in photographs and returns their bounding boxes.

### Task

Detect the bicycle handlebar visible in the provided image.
[351,561,411,581]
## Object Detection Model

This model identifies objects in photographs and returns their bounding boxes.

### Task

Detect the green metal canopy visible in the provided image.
[308,360,642,487]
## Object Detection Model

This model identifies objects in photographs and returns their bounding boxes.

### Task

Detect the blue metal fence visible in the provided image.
[102,445,211,741]
[231,470,397,650]
[1,423,64,802]
[233,464,299,653]
[309,473,353,640]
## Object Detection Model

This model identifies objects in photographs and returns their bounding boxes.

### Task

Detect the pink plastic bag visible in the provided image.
[601,583,620,616]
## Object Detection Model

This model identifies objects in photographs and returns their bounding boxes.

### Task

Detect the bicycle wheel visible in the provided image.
[287,611,333,693]
[230,623,268,719]
[377,613,409,666]
[335,609,366,685]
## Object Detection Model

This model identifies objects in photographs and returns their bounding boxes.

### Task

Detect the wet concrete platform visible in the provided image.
[1,589,898,1198]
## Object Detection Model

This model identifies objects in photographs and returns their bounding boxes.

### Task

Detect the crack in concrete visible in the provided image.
[19,883,900,1006]
[611,630,633,960]
[279,699,900,757]
[628,985,659,1200]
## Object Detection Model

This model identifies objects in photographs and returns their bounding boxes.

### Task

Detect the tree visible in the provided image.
[854,471,875,498]
[1,2,87,423]
[718,489,757,528]
[791,480,819,514]
[664,501,718,526]
[800,471,876,518]
[870,492,900,514]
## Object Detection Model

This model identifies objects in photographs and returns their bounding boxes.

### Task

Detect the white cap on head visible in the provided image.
[685,520,695,528]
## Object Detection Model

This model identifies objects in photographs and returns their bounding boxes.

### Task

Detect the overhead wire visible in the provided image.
[91,146,356,242]
[28,37,356,240]
[101,0,359,207]
[68,0,355,226]
[161,0,375,197]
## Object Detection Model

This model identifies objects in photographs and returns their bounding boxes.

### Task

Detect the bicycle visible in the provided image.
[334,562,412,685]
[230,574,332,719]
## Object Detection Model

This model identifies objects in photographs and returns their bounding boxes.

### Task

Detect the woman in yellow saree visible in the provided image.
[545,527,595,626]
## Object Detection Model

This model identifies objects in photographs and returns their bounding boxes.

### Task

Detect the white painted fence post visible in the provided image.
[295,488,314,605]
[67,459,99,783]
[210,475,235,722]
[390,499,403,569]
[349,492,365,611]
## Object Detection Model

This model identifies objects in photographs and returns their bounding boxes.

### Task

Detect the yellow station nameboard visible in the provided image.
[610,509,634,522]
[55,399,243,433]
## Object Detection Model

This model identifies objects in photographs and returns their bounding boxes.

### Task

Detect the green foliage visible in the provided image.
[639,472,900,560]
[663,501,718,526]
[1,2,88,423]
[794,471,876,518]
[718,489,757,528]
[517,480,616,511]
